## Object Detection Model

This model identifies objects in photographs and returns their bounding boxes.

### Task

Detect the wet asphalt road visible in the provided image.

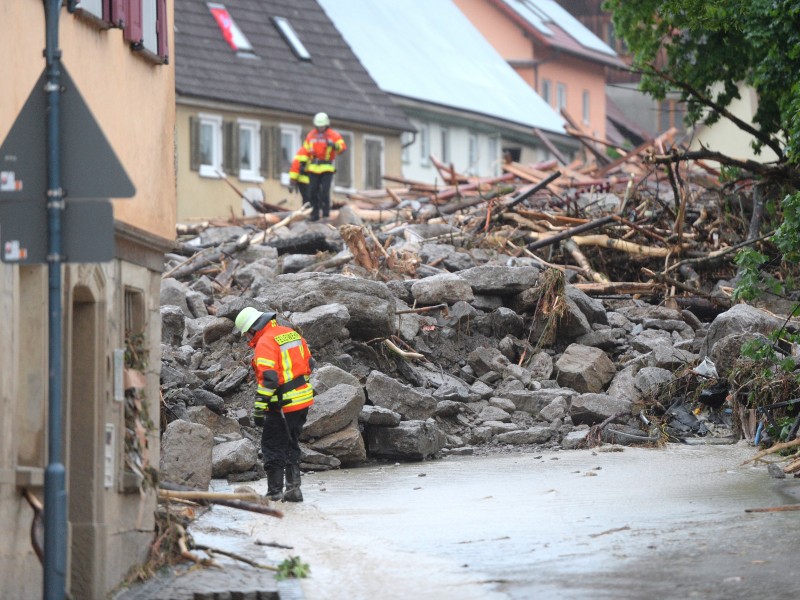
[194,442,800,600]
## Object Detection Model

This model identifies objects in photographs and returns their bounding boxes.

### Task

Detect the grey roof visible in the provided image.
[174,0,412,132]
[317,0,566,135]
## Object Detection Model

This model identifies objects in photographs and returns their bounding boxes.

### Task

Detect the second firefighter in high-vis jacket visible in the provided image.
[288,146,311,206]
[302,111,346,221]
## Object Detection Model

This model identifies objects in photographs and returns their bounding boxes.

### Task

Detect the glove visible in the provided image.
[289,181,298,194]
[253,407,265,427]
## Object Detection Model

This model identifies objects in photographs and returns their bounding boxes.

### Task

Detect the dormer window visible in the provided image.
[272,16,311,61]
[208,2,254,55]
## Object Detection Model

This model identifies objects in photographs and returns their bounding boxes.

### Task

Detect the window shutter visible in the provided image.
[222,121,237,175]
[260,126,271,179]
[189,117,200,172]
[124,0,143,45]
[109,0,126,27]
[271,125,282,178]
[156,0,169,63]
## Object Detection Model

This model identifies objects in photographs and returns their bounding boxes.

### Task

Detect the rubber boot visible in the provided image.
[283,465,303,503]
[266,467,284,501]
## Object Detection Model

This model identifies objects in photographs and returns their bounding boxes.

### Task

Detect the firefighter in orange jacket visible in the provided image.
[288,146,311,206]
[303,112,346,221]
[234,307,315,502]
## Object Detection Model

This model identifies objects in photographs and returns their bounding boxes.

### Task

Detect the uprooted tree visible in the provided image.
[605,0,800,301]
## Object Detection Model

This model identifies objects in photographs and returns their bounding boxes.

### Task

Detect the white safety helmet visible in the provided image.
[234,307,276,334]
[313,112,330,128]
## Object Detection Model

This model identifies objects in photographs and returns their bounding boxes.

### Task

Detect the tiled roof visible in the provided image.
[174,0,412,132]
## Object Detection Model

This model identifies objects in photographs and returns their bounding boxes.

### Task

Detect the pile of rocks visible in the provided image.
[157,219,790,490]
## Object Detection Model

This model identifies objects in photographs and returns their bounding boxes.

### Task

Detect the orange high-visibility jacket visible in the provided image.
[248,321,314,414]
[302,127,346,174]
[289,147,310,185]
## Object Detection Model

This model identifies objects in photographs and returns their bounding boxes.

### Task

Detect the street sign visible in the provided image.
[0,63,136,201]
[0,199,115,263]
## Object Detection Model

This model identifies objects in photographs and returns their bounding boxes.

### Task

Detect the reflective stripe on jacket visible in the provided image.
[302,128,346,174]
[249,321,314,413]
[289,147,310,185]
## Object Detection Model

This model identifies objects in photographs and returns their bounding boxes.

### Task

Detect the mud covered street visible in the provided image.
[189,443,800,600]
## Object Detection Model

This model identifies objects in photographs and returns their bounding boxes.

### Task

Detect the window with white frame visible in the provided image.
[334,131,354,189]
[194,114,223,178]
[557,83,567,111]
[401,131,413,164]
[279,124,302,185]
[541,79,552,106]
[488,135,500,177]
[468,133,479,175]
[420,124,430,166]
[237,119,262,182]
[440,127,450,164]
[582,90,590,125]
[364,135,385,190]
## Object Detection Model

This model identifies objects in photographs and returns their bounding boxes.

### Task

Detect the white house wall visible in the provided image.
[401,116,551,185]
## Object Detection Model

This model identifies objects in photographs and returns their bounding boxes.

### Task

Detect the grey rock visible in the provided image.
[212,438,258,478]
[367,419,446,460]
[411,272,474,305]
[290,303,350,348]
[555,344,616,393]
[160,420,214,489]
[366,370,436,420]
[302,384,366,441]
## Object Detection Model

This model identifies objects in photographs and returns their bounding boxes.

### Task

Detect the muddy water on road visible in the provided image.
[194,443,800,600]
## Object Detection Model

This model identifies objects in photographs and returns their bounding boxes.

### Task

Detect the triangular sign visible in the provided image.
[0,64,135,201]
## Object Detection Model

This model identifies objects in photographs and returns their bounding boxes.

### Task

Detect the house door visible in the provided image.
[68,284,106,600]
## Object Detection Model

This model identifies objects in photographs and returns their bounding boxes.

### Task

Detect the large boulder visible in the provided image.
[211,438,258,478]
[255,272,396,339]
[555,344,616,393]
[365,370,437,420]
[160,420,214,489]
[301,384,366,441]
[366,420,446,460]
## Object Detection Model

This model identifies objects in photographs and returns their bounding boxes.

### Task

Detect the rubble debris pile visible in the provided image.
[159,131,800,483]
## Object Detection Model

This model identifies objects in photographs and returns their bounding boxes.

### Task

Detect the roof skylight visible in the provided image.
[272,16,312,61]
[208,2,254,54]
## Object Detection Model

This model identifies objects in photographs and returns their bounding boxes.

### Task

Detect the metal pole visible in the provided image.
[43,0,67,598]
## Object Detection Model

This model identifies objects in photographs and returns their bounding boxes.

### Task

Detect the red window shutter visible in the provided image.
[156,0,169,62]
[109,0,127,28]
[124,0,143,45]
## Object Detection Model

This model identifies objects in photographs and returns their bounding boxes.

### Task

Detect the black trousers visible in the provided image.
[298,182,310,207]
[307,171,333,218]
[261,407,308,470]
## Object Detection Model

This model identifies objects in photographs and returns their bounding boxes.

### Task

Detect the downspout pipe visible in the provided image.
[43,0,67,598]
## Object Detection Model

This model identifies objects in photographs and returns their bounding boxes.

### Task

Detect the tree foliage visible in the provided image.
[605,0,800,302]
[604,0,800,166]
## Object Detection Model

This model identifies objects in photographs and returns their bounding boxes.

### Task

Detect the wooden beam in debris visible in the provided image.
[526,214,615,251]
[533,127,569,165]
[560,108,610,165]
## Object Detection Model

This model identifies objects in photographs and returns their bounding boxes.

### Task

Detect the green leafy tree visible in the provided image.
[604,0,800,299]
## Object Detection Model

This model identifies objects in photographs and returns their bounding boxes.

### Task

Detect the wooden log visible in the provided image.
[574,282,660,296]
[533,128,568,165]
[525,215,615,251]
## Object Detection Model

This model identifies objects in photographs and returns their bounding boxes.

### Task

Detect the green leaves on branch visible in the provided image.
[604,0,799,162]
